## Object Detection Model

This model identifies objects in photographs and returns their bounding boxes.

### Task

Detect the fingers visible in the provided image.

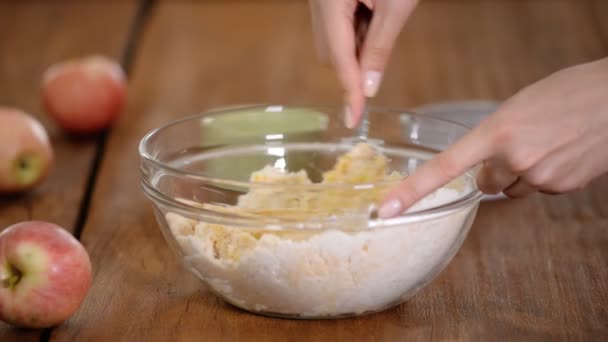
[378,122,495,218]
[521,143,588,194]
[476,157,536,198]
[476,158,517,195]
[317,1,365,128]
[311,0,419,128]
[348,0,418,127]
[503,178,536,198]
[358,0,417,95]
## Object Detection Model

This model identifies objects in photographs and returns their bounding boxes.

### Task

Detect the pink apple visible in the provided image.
[0,221,92,328]
[0,108,53,194]
[41,55,127,134]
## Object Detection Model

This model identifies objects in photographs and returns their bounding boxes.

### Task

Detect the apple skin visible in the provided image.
[0,108,54,194]
[0,221,92,328]
[41,55,127,134]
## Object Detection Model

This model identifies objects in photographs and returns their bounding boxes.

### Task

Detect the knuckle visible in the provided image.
[525,168,552,188]
[505,149,541,174]
[505,154,529,174]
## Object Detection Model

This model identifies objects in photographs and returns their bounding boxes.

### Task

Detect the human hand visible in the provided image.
[309,0,418,128]
[378,58,608,218]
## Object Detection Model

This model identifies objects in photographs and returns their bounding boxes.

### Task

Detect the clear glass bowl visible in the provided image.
[139,105,482,319]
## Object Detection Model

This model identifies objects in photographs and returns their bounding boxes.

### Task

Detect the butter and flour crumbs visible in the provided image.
[165,143,476,317]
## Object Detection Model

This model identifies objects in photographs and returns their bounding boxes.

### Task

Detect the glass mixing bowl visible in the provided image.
[139,105,482,319]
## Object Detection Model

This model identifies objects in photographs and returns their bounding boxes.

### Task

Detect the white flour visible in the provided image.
[166,185,476,317]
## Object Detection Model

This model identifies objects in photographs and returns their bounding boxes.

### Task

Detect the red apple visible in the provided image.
[41,55,127,134]
[0,108,53,194]
[0,221,92,328]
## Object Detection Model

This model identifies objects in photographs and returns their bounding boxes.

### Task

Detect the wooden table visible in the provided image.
[1,1,607,340]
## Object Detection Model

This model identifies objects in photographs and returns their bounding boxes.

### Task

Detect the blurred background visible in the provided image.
[2,0,606,228]
[0,1,607,340]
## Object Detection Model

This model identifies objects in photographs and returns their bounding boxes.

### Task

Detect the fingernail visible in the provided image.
[378,198,403,218]
[86,55,126,82]
[363,70,382,97]
[344,105,354,129]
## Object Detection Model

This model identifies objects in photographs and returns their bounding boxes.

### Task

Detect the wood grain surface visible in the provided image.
[1,0,606,341]
[590,0,608,44]
[0,1,140,341]
[0,1,139,229]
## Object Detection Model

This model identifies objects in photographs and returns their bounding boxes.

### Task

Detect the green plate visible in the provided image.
[201,107,329,190]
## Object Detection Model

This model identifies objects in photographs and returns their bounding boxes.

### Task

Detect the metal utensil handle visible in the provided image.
[354,3,373,139]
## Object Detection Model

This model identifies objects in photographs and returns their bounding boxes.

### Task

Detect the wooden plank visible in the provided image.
[0,2,139,227]
[379,0,607,105]
[590,0,608,46]
[0,1,139,340]
[54,0,608,340]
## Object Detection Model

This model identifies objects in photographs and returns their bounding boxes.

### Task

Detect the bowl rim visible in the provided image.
[139,104,473,187]
[138,104,483,228]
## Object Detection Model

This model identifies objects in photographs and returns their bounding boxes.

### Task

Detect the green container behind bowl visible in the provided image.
[201,107,329,191]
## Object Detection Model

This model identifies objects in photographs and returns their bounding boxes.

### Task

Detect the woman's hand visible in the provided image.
[309,0,418,128]
[378,58,608,218]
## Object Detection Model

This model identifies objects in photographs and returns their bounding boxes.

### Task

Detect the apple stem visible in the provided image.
[13,153,42,186]
[18,158,28,169]
[0,264,22,289]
